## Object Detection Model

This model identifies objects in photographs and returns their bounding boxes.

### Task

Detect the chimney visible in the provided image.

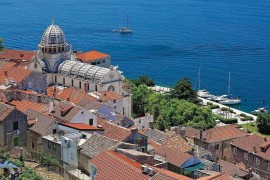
[131,128,138,134]
[253,146,257,153]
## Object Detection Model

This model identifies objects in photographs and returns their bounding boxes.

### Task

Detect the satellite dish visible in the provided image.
[58,130,65,136]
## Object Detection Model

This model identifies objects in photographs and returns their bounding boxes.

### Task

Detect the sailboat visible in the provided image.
[219,72,241,105]
[196,66,214,99]
[119,16,132,34]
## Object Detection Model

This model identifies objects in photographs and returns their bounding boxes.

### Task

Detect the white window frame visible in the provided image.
[256,157,260,165]
[244,152,248,160]
[233,147,237,155]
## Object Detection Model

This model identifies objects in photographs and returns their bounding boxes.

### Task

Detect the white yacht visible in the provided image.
[119,16,132,34]
[252,107,269,115]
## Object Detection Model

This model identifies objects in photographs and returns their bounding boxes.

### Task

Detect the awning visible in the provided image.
[184,163,206,173]
[0,160,18,169]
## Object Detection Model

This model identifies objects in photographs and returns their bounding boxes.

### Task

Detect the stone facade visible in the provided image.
[41,136,61,160]
[0,109,27,147]
[194,138,234,162]
[19,71,47,93]
[133,113,154,130]
[231,145,270,179]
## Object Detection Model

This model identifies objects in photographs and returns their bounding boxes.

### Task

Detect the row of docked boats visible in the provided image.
[197,89,241,105]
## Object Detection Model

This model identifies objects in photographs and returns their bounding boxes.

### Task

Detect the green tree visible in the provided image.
[18,167,42,180]
[132,85,153,117]
[257,113,270,134]
[170,78,198,104]
[0,38,4,51]
[130,76,155,87]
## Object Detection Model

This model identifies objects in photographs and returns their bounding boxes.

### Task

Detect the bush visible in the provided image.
[210,104,219,109]
[221,107,234,113]
[240,113,247,117]
[215,115,238,124]
[241,116,254,121]
[207,102,213,106]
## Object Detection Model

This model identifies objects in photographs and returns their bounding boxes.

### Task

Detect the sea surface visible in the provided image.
[0,0,270,113]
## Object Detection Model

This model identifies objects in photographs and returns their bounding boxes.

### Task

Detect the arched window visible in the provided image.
[108,85,115,92]
[63,78,65,85]
[55,76,57,82]
[79,81,81,89]
[71,79,74,86]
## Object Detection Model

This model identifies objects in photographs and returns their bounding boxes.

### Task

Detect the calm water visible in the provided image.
[0,0,270,112]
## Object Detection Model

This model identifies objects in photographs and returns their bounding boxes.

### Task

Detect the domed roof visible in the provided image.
[40,21,66,45]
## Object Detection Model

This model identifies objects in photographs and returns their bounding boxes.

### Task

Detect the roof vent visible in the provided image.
[141,165,149,174]
[148,168,156,176]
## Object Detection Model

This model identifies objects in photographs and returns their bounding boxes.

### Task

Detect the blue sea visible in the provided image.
[0,0,270,113]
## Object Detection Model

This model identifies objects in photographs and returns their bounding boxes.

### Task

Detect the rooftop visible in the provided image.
[0,102,15,122]
[10,99,48,113]
[0,67,32,85]
[0,49,35,62]
[231,134,270,161]
[90,91,123,101]
[90,150,149,180]
[202,125,246,143]
[60,123,104,131]
[76,51,110,63]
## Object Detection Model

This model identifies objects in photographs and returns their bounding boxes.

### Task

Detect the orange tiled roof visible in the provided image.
[231,134,270,161]
[92,91,123,101]
[203,125,246,143]
[61,123,104,131]
[97,117,132,141]
[91,150,148,180]
[164,131,192,152]
[153,167,193,180]
[197,173,231,180]
[76,51,109,63]
[47,86,96,105]
[0,49,34,61]
[0,67,32,85]
[0,102,14,122]
[11,99,48,113]
[155,145,192,166]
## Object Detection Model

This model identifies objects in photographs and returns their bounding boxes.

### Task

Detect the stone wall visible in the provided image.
[19,71,47,93]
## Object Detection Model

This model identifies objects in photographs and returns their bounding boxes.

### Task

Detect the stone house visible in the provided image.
[193,125,246,162]
[42,134,61,160]
[97,117,148,152]
[132,113,154,130]
[231,134,270,179]
[26,109,57,152]
[0,103,27,147]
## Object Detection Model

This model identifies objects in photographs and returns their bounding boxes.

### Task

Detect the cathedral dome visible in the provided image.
[40,22,66,45]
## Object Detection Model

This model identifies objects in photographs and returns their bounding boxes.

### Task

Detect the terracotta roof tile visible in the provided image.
[52,102,82,123]
[203,125,246,143]
[61,123,104,131]
[77,99,103,110]
[231,134,270,161]
[155,145,192,166]
[152,167,193,180]
[76,51,110,63]
[91,150,148,180]
[11,99,48,113]
[26,109,56,135]
[0,102,14,121]
[47,86,97,105]
[80,134,122,158]
[197,173,231,180]
[97,117,132,141]
[218,160,249,178]
[0,49,35,62]
[0,67,32,85]
[91,91,123,101]
[184,127,201,139]
[164,131,192,152]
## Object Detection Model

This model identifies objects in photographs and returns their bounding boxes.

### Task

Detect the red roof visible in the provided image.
[203,125,246,143]
[91,91,123,101]
[91,150,148,180]
[0,67,32,84]
[47,86,96,105]
[10,99,48,113]
[153,167,193,180]
[61,123,104,131]
[231,134,270,161]
[97,117,132,141]
[0,49,35,61]
[76,51,110,63]
[155,145,192,166]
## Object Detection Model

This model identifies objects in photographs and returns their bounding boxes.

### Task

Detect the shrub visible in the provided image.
[215,115,238,124]
[241,116,254,121]
[240,113,247,117]
[207,102,213,106]
[210,104,219,109]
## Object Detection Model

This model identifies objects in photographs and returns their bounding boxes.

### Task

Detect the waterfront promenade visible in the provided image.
[150,85,257,125]
[198,97,257,124]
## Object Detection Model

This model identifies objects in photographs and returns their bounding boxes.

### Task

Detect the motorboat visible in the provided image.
[197,90,212,98]
[219,99,241,105]
[252,107,269,115]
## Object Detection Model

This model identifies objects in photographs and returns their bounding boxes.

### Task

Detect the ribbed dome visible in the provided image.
[40,23,66,45]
